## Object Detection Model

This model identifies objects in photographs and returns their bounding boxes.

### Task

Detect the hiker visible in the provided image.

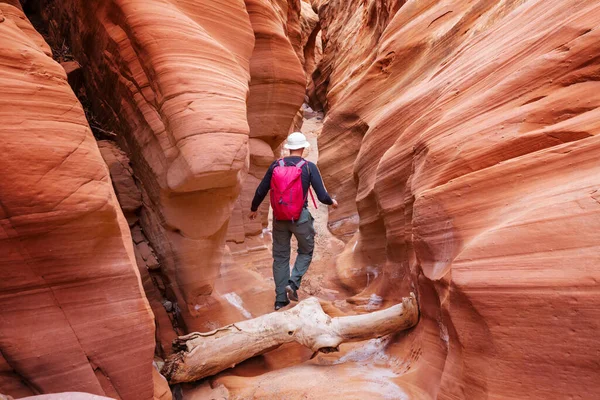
[249,131,338,310]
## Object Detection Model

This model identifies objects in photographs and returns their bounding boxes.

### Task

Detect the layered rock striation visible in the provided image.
[0,2,166,398]
[5,0,599,397]
[1,0,307,394]
[312,0,600,398]
[226,0,306,249]
[35,0,306,332]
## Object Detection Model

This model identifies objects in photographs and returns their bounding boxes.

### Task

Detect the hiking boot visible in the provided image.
[286,284,299,302]
[274,300,290,311]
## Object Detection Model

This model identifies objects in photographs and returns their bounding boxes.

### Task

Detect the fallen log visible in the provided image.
[161,293,419,383]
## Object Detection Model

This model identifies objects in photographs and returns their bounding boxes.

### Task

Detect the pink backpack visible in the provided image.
[270,159,315,221]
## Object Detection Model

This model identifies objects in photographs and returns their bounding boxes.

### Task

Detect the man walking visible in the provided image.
[249,131,338,310]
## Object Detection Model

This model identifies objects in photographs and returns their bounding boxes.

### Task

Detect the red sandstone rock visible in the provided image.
[0,2,168,399]
[10,0,599,397]
[310,0,600,398]
[98,139,176,359]
[37,0,254,332]
[225,0,306,247]
[133,248,178,360]
[131,225,145,244]
[212,0,306,329]
[0,1,50,56]
[38,0,305,333]
[145,254,160,271]
[299,1,322,86]
[245,0,306,147]
[136,242,153,261]
[97,141,141,215]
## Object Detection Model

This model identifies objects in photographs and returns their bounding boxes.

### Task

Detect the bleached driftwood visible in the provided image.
[162,293,419,383]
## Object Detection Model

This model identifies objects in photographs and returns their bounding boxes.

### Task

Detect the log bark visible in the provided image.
[162,293,419,383]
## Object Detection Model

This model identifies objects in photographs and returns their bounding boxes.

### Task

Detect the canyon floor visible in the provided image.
[2,0,600,399]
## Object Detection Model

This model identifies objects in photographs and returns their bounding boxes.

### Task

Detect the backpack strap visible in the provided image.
[296,159,318,210]
[295,159,307,169]
[277,159,285,167]
[308,186,318,209]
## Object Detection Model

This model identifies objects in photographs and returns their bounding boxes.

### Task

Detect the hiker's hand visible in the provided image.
[331,199,339,209]
[249,211,258,220]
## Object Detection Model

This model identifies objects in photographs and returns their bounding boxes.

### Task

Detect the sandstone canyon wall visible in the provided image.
[3,0,600,398]
[0,2,167,399]
[2,0,308,395]
[34,0,306,333]
[313,0,600,398]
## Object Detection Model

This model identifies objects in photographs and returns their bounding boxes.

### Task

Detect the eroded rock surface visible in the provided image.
[311,0,600,398]
[38,0,254,331]
[35,0,305,332]
[4,0,600,398]
[0,2,166,399]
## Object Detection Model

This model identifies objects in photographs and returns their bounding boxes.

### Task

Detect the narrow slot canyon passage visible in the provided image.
[10,0,420,398]
[2,0,600,399]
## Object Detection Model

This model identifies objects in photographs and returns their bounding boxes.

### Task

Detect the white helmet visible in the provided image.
[284,131,310,150]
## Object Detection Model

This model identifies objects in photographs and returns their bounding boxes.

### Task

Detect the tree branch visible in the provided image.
[162,293,419,384]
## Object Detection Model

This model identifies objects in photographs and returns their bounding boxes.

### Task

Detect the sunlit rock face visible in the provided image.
[313,0,600,398]
[0,2,165,399]
[36,0,305,331]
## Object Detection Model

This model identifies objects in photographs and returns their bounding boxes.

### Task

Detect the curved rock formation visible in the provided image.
[0,2,166,399]
[53,0,252,331]
[219,0,307,328]
[36,0,305,333]
[299,0,322,85]
[5,0,599,397]
[313,0,600,398]
[226,0,306,250]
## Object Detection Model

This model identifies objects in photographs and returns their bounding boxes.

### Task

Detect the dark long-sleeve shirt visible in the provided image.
[251,156,333,212]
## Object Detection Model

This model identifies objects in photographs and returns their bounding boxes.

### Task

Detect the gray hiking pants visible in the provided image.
[272,208,315,303]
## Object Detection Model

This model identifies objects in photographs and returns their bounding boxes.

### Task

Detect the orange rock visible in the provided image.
[312,0,600,398]
[0,2,167,399]
[245,0,306,147]
[39,0,305,333]
[36,0,253,332]
[299,1,322,86]
[226,0,306,250]
[98,141,141,215]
